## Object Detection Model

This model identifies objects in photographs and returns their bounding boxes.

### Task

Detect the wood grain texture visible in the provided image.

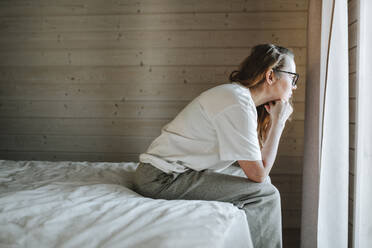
[0,13,307,32]
[349,72,356,98]
[0,48,307,66]
[0,65,307,85]
[349,46,356,73]
[0,100,306,119]
[348,0,357,24]
[0,80,307,102]
[348,1,357,245]
[0,0,308,16]
[349,98,355,124]
[0,30,307,50]
[349,148,354,174]
[348,22,357,48]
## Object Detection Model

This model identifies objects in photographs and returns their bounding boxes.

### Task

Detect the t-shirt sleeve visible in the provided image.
[213,104,262,161]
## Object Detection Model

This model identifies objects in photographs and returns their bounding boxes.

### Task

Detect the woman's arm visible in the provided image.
[238,120,284,182]
[260,119,285,175]
[238,100,291,182]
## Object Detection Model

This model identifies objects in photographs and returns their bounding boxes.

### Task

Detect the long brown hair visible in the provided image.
[228,44,294,148]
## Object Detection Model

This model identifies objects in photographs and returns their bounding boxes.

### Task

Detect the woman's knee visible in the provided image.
[265,183,281,204]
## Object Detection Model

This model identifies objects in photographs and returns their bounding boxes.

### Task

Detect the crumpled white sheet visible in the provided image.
[0,160,252,248]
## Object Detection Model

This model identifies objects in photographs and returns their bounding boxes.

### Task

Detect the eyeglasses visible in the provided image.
[273,69,299,86]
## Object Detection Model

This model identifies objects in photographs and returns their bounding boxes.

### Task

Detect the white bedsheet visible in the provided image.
[0,160,252,248]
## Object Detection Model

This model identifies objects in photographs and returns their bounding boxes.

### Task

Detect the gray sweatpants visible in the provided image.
[133,162,282,248]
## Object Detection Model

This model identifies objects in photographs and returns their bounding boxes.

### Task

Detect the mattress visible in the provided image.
[0,160,253,248]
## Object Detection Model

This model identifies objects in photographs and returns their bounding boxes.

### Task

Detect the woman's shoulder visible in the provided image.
[201,82,252,103]
[198,82,255,116]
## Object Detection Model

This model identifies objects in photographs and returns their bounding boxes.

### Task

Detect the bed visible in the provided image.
[0,159,254,248]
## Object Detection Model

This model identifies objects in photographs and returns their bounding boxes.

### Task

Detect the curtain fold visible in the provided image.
[353,0,372,247]
[317,0,349,246]
[301,0,349,247]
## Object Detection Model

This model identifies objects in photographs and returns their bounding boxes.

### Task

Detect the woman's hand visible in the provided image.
[264,100,293,124]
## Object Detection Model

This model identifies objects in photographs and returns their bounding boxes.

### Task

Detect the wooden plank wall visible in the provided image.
[348,0,357,247]
[0,0,308,246]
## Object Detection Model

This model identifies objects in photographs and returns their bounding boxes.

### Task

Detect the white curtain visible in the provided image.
[301,0,349,247]
[353,0,372,247]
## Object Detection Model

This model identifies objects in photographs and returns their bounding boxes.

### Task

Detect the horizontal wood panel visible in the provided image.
[0,65,307,84]
[271,174,302,193]
[0,47,307,66]
[349,98,355,123]
[283,228,300,248]
[0,117,304,138]
[0,82,217,101]
[281,192,302,210]
[349,148,354,174]
[0,0,308,17]
[0,13,307,33]
[0,117,169,136]
[349,173,354,201]
[0,100,306,120]
[348,223,353,248]
[0,100,187,118]
[267,155,303,175]
[0,134,304,156]
[0,80,306,102]
[283,120,305,138]
[348,0,356,232]
[349,196,354,225]
[348,0,357,24]
[348,21,357,48]
[281,209,301,228]
[0,30,307,50]
[0,135,153,153]
[349,72,356,98]
[349,47,356,73]
[0,65,236,84]
[278,137,304,156]
[0,151,141,163]
[349,123,355,149]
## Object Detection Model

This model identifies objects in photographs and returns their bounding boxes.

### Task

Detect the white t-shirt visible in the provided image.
[139,82,262,173]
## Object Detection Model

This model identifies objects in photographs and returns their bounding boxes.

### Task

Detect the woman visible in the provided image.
[133,44,298,248]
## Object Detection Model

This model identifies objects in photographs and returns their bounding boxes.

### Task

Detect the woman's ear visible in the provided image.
[265,69,275,85]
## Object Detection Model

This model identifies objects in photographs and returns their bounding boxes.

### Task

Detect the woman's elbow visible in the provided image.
[244,168,267,183]
[250,174,267,183]
[238,160,267,183]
